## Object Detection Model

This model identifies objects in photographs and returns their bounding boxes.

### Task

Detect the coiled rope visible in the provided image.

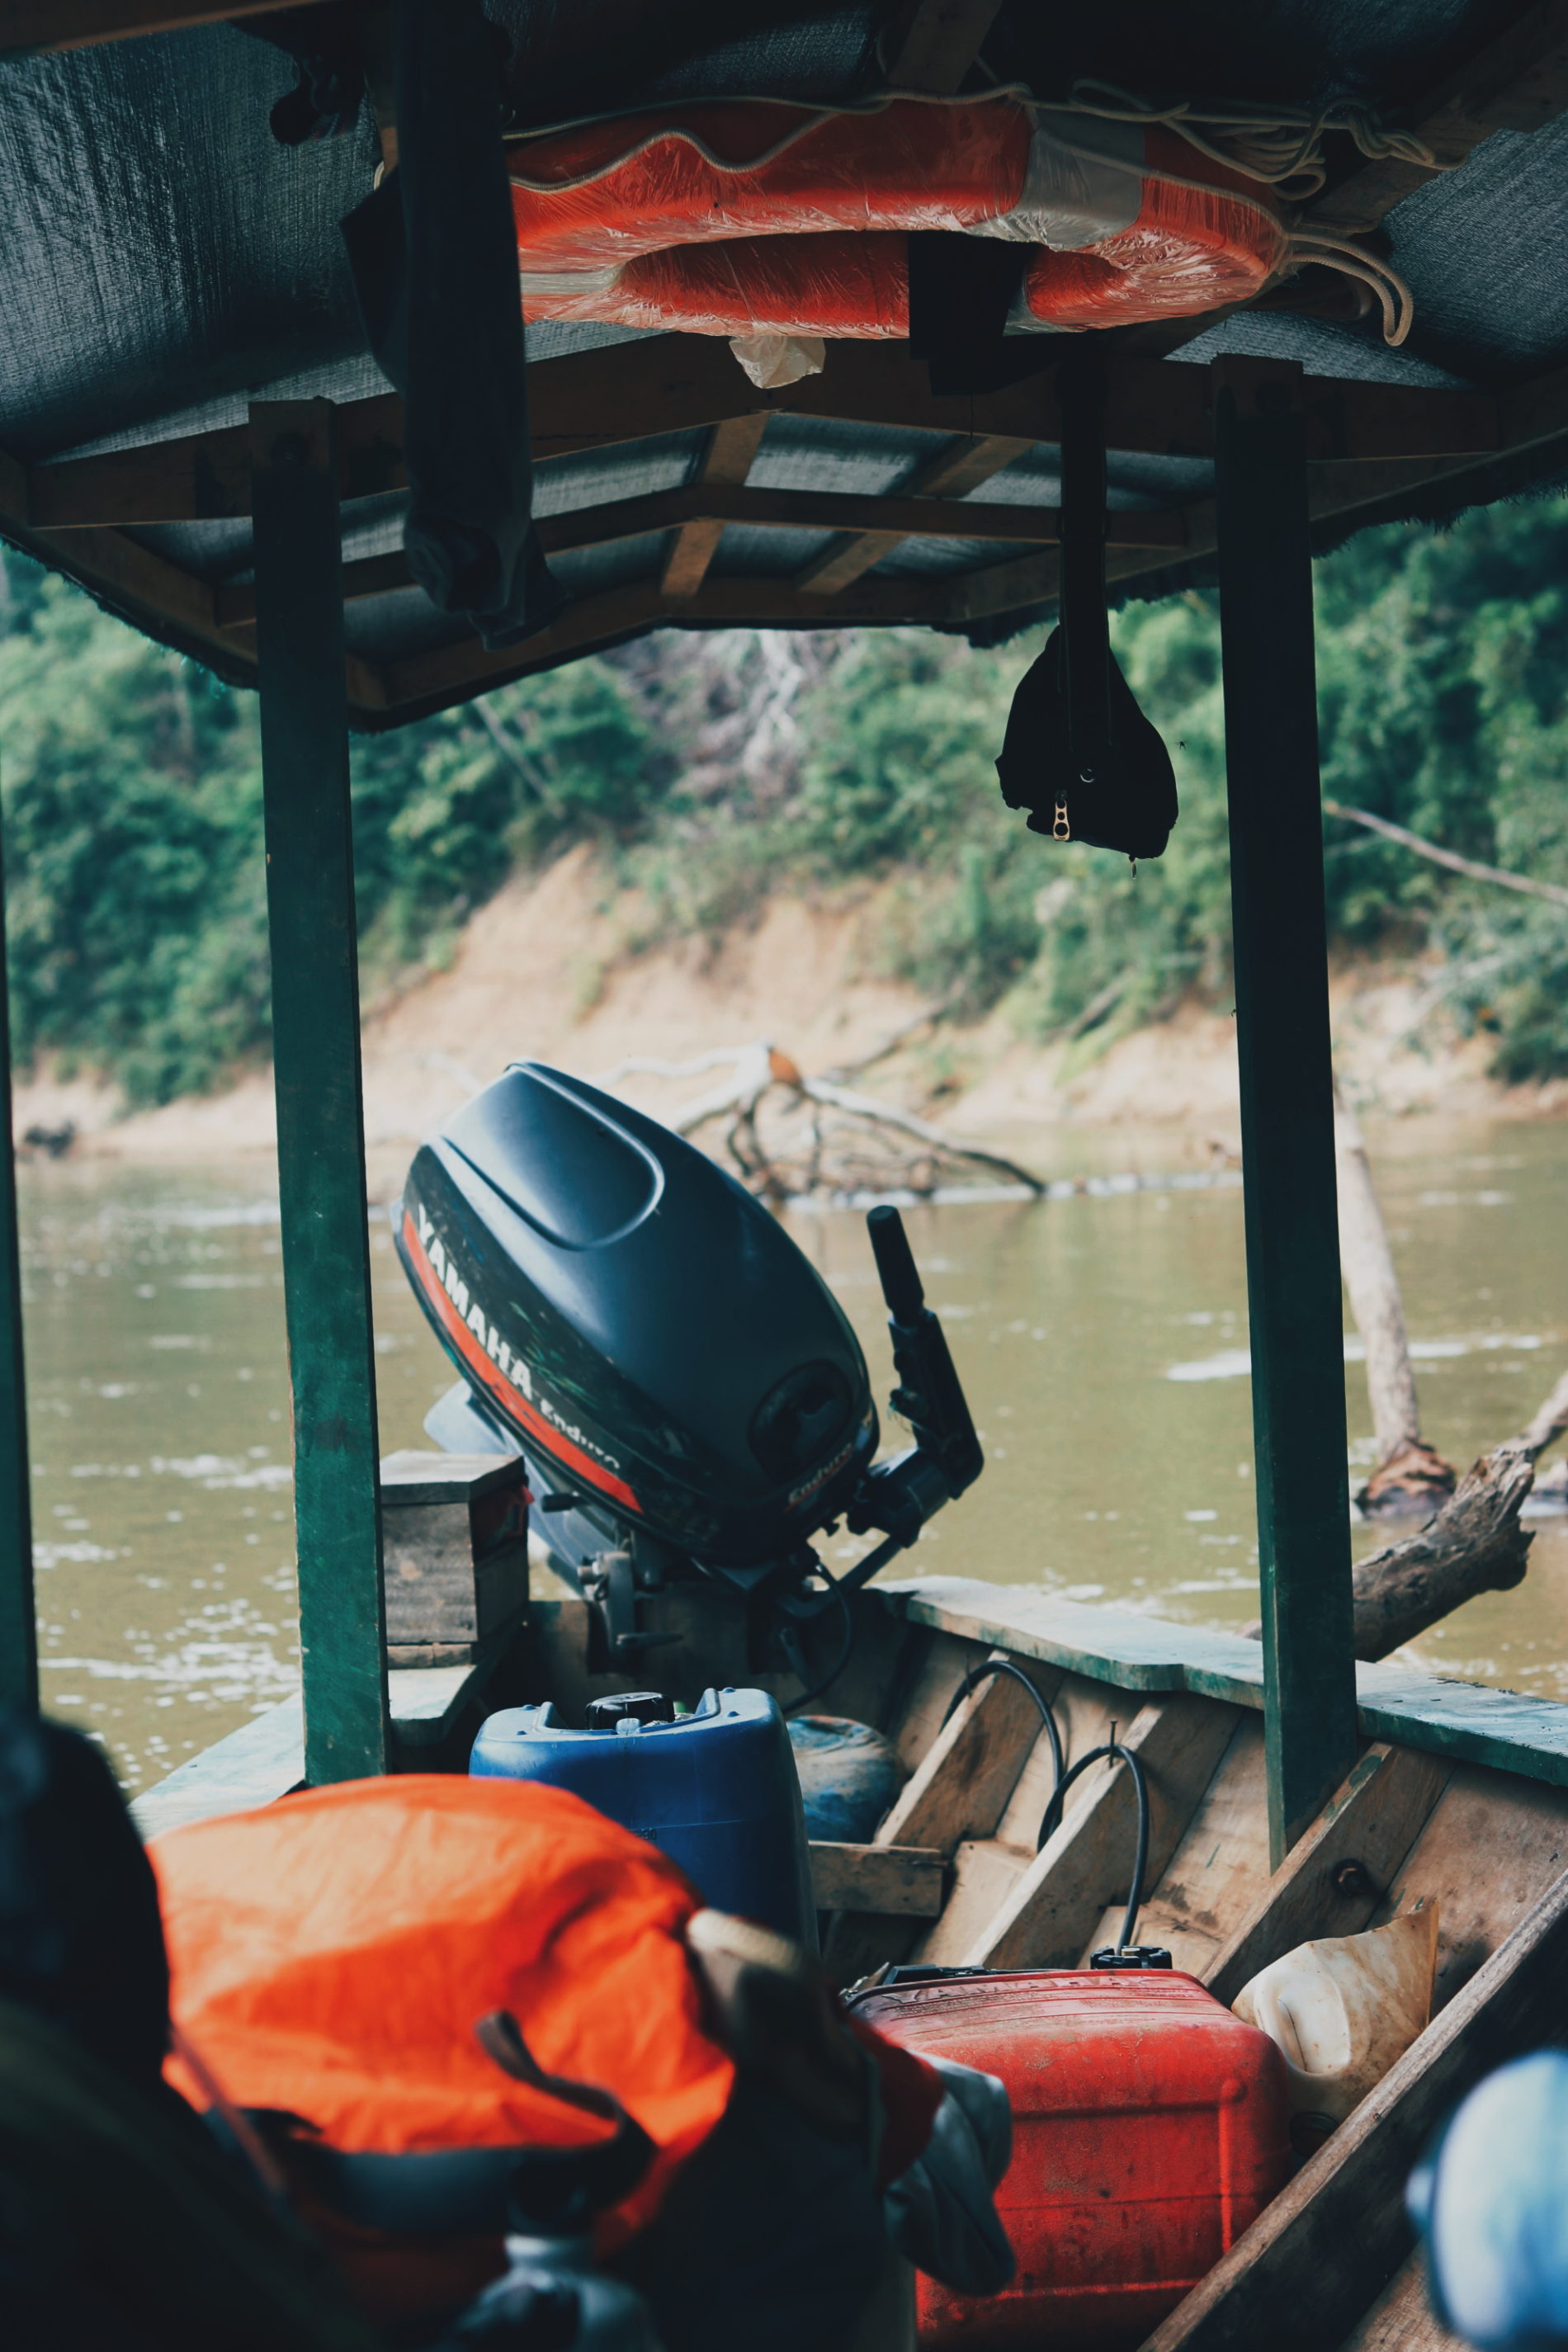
[1062,77,1457,201]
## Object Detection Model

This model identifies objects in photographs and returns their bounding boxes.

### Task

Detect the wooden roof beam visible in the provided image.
[26,340,1518,533]
[877,0,1005,92]
[216,481,1192,632]
[1118,2,1568,361]
[945,418,1511,631]
[1307,0,1568,234]
[383,570,953,711]
[2,0,283,54]
[0,446,390,706]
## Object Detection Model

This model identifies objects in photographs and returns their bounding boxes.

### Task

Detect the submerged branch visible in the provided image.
[1520,1365,1568,1462]
[1334,1088,1456,1516]
[1350,1439,1534,1660]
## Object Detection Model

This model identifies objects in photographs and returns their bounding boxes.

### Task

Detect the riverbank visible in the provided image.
[14,844,1568,1164]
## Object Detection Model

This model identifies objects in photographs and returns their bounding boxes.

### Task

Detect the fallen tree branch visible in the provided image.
[1349,1439,1535,1661]
[1324,800,1568,910]
[801,1074,1045,1193]
[604,1037,1048,1197]
[1334,1089,1456,1517]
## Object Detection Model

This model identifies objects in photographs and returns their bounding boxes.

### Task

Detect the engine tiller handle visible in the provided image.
[863,1205,984,1507]
[867,1202,924,1323]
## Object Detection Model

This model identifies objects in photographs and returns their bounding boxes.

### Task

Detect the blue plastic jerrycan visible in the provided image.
[470,1688,816,1949]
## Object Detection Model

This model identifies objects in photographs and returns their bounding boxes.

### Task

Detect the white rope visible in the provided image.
[1062,76,1460,202]
[1287,233,1416,344]
[1035,124,1417,345]
[507,85,1060,190]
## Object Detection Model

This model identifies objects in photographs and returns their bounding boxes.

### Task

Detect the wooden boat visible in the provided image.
[134,1561,1568,2351]
[7,4,1568,2346]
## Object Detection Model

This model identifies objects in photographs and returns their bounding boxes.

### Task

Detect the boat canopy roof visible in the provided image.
[5,0,1568,726]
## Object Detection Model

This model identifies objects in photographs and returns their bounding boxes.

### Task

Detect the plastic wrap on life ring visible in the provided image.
[510,97,1033,268]
[522,229,912,338]
[1018,127,1287,329]
[508,97,1285,338]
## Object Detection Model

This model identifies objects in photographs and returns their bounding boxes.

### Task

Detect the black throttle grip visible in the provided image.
[867,1204,924,1324]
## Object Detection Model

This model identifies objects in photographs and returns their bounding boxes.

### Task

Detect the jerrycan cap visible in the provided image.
[585,1692,676,1731]
[1089,1945,1174,1971]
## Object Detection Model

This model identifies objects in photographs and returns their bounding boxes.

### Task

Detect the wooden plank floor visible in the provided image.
[1339,2255,1462,2352]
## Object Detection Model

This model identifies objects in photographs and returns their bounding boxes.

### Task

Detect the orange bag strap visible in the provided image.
[259,2012,657,2241]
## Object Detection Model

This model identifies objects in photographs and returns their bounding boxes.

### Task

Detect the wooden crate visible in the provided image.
[380,1449,531,1664]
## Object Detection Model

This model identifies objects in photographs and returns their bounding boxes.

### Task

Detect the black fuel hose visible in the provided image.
[941,1659,1065,1797]
[1036,1732,1150,1954]
[779,1580,856,1716]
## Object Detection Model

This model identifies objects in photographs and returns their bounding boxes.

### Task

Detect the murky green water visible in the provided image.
[19,1118,1568,1792]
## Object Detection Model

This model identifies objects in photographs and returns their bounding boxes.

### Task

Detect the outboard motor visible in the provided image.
[394,1062,982,1665]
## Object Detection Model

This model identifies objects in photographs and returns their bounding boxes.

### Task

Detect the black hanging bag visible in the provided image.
[995,357,1178,862]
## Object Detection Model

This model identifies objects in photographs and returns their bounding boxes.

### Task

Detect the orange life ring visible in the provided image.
[507,97,1287,338]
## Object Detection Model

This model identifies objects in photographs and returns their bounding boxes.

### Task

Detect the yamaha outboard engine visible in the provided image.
[394,1062,982,1666]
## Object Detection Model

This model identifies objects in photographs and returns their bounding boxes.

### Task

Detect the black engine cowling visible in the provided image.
[394,1062,879,1574]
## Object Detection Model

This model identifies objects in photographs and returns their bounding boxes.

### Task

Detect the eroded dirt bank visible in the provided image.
[16,843,1566,1164]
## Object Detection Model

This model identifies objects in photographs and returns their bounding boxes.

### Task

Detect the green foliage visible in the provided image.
[0,575,270,1104]
[5,491,1568,1108]
[0,561,664,1105]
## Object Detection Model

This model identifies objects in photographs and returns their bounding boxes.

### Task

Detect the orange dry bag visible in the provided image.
[152,1777,736,2327]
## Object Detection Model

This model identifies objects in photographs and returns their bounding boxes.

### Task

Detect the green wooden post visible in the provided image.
[252,400,390,1783]
[0,813,35,1713]
[1212,357,1358,1866]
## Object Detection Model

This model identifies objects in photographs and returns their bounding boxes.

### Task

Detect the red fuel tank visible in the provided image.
[851,1968,1291,2350]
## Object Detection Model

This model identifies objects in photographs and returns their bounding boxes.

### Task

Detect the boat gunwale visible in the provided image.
[130,1571,1568,1842]
[876,1577,1568,1790]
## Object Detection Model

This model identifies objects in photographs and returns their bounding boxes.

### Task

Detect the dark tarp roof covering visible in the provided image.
[5,0,1568,723]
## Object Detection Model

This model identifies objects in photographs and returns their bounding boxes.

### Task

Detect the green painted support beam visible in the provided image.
[0,817,35,1714]
[1212,357,1358,1868]
[252,399,389,1783]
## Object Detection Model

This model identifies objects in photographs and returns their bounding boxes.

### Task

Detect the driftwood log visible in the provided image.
[1349,1438,1534,1660]
[1345,1362,1568,1656]
[1334,1092,1456,1518]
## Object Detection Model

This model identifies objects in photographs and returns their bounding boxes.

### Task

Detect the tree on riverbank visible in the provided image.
[2,493,1567,1107]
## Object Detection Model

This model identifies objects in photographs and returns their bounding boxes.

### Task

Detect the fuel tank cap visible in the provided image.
[585,1692,677,1730]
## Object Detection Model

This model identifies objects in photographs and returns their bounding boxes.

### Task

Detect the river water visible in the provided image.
[19,1117,1567,1792]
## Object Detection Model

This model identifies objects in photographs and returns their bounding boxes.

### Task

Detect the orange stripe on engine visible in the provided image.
[402,1211,642,1516]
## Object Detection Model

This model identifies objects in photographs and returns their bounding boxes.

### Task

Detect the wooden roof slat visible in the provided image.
[662,414,768,604]
[795,432,1032,597]
[545,479,1189,555]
